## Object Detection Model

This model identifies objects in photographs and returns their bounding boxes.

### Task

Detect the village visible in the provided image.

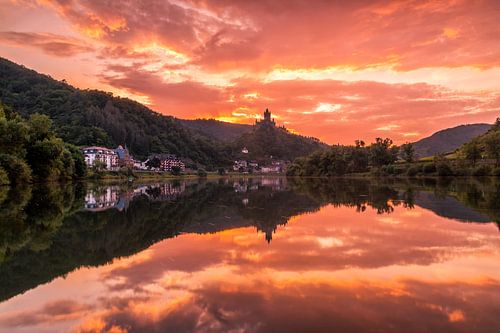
[81,110,289,175]
[82,144,288,174]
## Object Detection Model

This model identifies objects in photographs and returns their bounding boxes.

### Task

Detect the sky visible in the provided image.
[0,0,499,144]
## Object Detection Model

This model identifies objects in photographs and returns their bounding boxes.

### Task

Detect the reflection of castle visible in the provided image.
[256,108,276,127]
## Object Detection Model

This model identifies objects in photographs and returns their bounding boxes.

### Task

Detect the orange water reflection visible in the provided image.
[1,201,500,332]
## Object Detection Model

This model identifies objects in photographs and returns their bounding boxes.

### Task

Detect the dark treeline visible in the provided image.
[287,119,500,178]
[0,102,86,185]
[286,138,400,177]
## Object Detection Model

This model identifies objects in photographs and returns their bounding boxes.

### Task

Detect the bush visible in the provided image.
[197,169,207,177]
[0,154,32,184]
[436,162,453,176]
[406,166,420,177]
[494,167,500,177]
[217,168,225,175]
[473,165,492,177]
[423,164,436,174]
[171,166,182,176]
[0,167,9,185]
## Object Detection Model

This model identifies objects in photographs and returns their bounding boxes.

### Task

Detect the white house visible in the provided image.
[82,146,119,170]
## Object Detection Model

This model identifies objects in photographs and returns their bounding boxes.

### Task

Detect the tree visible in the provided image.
[171,166,182,176]
[400,142,415,163]
[145,157,161,170]
[369,138,398,167]
[464,141,481,166]
[484,132,500,167]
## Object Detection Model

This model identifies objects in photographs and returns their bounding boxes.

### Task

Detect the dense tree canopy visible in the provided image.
[0,102,85,184]
[287,138,399,177]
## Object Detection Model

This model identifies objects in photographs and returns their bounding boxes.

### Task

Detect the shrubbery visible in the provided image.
[0,102,85,184]
[473,165,492,177]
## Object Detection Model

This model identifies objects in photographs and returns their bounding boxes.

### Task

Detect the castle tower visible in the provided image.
[257,108,276,126]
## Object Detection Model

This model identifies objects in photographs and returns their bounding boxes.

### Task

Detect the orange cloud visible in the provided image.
[0,0,499,143]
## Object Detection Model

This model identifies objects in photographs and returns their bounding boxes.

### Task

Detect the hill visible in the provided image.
[232,120,328,163]
[177,118,252,142]
[0,57,230,166]
[456,118,500,162]
[413,123,491,158]
[0,57,326,166]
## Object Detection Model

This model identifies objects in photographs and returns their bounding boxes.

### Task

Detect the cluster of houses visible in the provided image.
[232,159,286,173]
[82,146,185,172]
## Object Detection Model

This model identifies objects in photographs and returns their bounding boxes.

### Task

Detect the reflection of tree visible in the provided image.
[0,177,499,303]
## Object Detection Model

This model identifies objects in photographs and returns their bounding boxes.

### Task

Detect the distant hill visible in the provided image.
[177,118,252,142]
[413,123,491,158]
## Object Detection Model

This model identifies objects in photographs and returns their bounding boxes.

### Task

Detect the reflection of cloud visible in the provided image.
[0,300,90,328]
[73,277,500,333]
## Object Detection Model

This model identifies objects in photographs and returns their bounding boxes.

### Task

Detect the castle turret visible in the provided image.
[257,108,276,127]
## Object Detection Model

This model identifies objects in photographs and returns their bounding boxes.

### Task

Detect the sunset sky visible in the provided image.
[1,0,499,144]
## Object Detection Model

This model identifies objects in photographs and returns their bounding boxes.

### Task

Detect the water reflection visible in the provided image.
[0,177,499,332]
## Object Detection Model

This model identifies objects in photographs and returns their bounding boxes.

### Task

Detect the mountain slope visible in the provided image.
[233,123,328,162]
[177,118,253,142]
[0,57,230,165]
[413,123,491,158]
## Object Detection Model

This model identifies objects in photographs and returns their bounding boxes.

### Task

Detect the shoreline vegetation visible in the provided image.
[286,119,500,179]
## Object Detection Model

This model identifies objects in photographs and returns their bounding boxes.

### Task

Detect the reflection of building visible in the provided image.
[256,108,276,127]
[84,183,187,212]
[84,187,121,211]
[82,147,118,170]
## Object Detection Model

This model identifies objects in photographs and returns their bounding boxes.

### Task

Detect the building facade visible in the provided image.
[82,147,119,170]
[148,154,186,172]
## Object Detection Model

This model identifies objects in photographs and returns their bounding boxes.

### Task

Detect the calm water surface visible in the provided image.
[0,177,499,332]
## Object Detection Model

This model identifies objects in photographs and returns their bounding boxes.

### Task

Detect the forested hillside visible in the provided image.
[0,57,327,166]
[233,124,327,163]
[0,57,230,166]
[177,118,253,142]
[413,123,491,158]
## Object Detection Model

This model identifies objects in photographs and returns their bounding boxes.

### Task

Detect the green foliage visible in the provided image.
[0,154,32,184]
[472,165,492,177]
[484,131,500,166]
[423,163,436,174]
[234,123,326,163]
[369,138,399,167]
[217,168,226,175]
[0,105,85,183]
[287,138,399,177]
[463,140,482,166]
[401,142,415,163]
[171,166,182,176]
[0,167,9,185]
[197,169,207,177]
[436,161,454,176]
[406,166,420,177]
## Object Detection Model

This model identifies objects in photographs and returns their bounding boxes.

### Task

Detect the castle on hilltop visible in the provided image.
[256,108,276,127]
